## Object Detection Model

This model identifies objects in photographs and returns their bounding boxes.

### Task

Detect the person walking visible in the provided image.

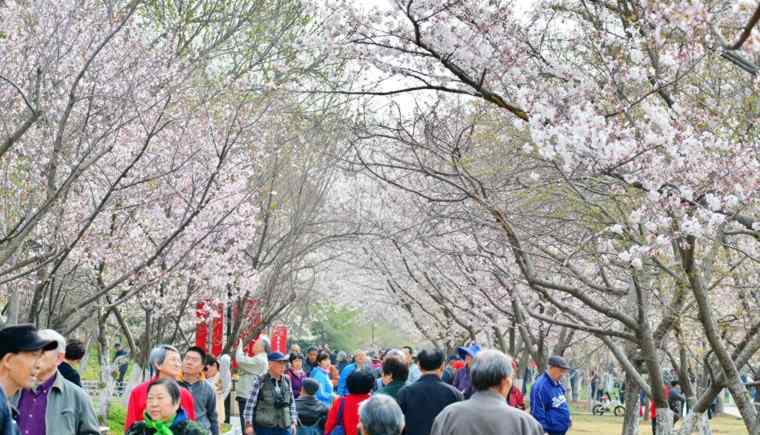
[203,356,225,435]
[507,382,526,410]
[242,352,297,435]
[0,325,56,435]
[12,329,100,435]
[59,339,85,387]
[396,349,462,435]
[126,345,197,430]
[402,347,421,386]
[452,344,480,399]
[358,395,405,435]
[113,343,130,393]
[324,370,374,435]
[530,356,572,435]
[308,352,336,406]
[376,357,408,401]
[430,350,543,435]
[303,348,318,375]
[217,354,232,425]
[337,351,370,396]
[180,347,218,435]
[126,379,208,435]
[287,353,306,399]
[294,379,328,435]
[441,356,458,385]
[236,336,270,431]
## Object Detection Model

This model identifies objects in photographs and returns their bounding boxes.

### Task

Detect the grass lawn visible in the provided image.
[571,412,748,435]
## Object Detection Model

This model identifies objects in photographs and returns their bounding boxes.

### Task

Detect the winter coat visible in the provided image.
[126,377,196,431]
[308,367,335,406]
[430,390,543,435]
[287,368,306,399]
[376,380,405,401]
[397,374,463,435]
[324,393,370,435]
[452,366,473,398]
[508,386,526,410]
[126,409,208,435]
[295,395,328,429]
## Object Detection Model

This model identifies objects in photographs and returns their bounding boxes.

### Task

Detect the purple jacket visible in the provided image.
[452,366,474,399]
[288,368,306,399]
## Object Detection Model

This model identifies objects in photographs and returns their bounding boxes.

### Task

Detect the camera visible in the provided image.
[274,393,290,409]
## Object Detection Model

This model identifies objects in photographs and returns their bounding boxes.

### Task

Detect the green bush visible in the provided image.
[107,402,127,435]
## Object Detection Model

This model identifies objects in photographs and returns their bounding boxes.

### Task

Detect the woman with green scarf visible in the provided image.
[126,379,208,435]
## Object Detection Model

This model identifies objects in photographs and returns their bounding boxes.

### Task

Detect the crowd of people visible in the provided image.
[0,324,576,435]
[235,338,573,435]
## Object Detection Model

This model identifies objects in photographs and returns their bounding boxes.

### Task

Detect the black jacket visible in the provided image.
[295,395,329,429]
[397,374,463,435]
[58,362,82,387]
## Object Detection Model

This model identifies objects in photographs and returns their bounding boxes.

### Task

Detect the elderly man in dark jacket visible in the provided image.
[397,349,462,435]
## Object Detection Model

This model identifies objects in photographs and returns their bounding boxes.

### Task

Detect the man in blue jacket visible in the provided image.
[337,351,370,396]
[530,356,572,435]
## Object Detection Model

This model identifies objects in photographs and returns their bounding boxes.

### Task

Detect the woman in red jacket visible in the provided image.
[507,385,526,410]
[324,369,375,435]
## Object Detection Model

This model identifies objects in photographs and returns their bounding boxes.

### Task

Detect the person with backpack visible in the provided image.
[324,370,374,435]
[242,352,296,435]
[295,379,328,435]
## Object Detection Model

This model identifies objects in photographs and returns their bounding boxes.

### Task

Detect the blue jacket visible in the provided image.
[530,372,571,435]
[309,367,335,406]
[337,363,357,396]
[0,387,16,435]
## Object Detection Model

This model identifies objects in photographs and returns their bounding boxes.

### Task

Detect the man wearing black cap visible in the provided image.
[0,324,55,435]
[530,356,572,435]
[243,352,296,435]
[11,329,100,435]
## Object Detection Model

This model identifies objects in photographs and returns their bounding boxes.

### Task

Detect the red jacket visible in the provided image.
[324,393,370,435]
[650,385,671,419]
[507,386,526,410]
[125,377,197,430]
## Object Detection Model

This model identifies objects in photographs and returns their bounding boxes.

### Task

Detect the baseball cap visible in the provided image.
[268,351,289,362]
[0,324,57,358]
[548,355,571,370]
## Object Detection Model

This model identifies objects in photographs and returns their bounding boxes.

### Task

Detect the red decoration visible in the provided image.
[195,301,209,351]
[271,325,288,353]
[211,302,224,357]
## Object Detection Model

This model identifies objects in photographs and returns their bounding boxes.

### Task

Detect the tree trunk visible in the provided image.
[655,409,674,435]
[6,290,20,325]
[96,309,114,422]
[622,368,642,435]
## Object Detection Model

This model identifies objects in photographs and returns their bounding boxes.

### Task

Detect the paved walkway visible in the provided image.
[723,405,741,418]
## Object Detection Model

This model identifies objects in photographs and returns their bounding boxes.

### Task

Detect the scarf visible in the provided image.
[143,408,187,435]
[143,413,174,435]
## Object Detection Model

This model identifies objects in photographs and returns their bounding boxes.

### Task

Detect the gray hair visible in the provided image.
[471,349,513,391]
[359,394,405,435]
[38,329,65,355]
[384,349,405,361]
[148,344,180,373]
[256,335,271,353]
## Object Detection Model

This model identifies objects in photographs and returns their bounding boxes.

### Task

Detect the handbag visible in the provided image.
[328,398,346,435]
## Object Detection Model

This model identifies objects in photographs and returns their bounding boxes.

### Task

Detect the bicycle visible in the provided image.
[592,393,625,417]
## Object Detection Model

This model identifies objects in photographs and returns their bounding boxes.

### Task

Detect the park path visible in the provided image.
[723,405,741,418]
